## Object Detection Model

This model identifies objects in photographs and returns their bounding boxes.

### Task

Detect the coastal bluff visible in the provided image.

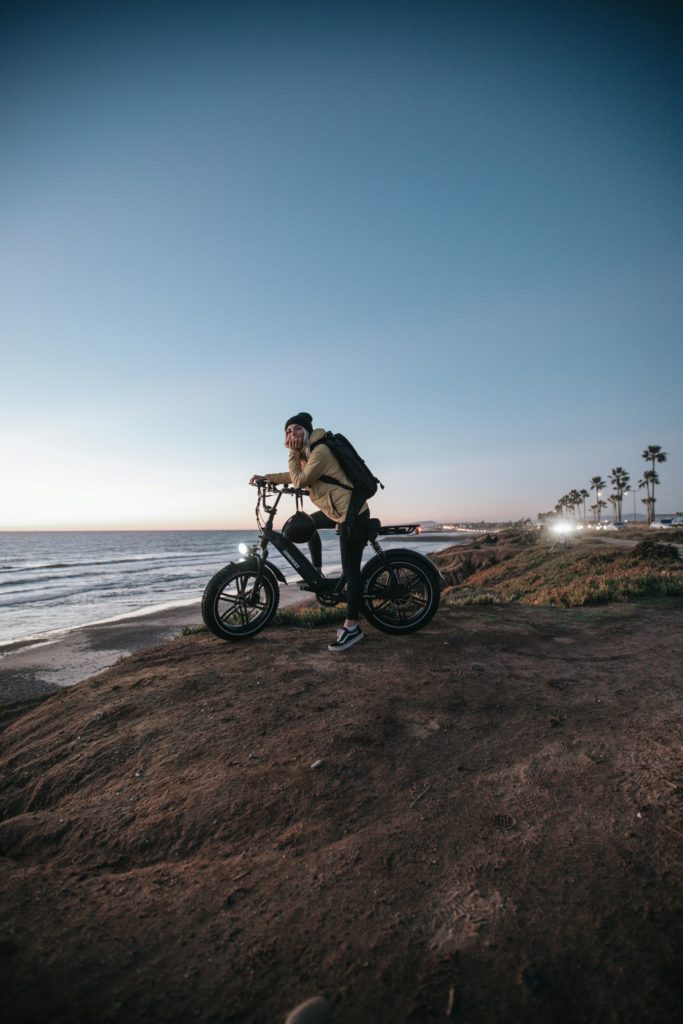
[1,546,683,1022]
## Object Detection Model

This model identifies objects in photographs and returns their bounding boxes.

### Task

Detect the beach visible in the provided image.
[0,585,313,703]
[2,533,683,1023]
[0,529,461,703]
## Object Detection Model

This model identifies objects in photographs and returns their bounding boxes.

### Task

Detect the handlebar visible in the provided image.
[251,478,309,498]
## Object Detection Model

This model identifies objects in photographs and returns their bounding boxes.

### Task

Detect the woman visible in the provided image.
[250,412,370,652]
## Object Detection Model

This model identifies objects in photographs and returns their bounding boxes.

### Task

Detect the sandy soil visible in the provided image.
[1,592,683,1023]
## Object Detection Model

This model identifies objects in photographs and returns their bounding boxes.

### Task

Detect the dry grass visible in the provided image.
[444,536,683,608]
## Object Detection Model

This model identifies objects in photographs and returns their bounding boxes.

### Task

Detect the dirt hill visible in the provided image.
[2,581,683,1022]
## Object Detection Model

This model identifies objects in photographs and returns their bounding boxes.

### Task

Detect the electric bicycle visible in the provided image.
[201,480,443,641]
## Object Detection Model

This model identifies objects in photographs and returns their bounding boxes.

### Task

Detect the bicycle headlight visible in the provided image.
[238,543,250,555]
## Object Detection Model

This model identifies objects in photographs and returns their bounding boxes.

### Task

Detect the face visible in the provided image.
[285,424,305,447]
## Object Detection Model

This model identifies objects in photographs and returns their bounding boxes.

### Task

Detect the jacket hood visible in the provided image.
[309,427,327,444]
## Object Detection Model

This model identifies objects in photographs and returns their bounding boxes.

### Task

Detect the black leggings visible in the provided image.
[309,510,370,620]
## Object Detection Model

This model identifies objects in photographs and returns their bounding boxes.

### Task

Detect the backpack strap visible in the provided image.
[319,474,352,491]
[310,435,354,491]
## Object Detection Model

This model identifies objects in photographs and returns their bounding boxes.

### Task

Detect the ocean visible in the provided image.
[0,529,462,648]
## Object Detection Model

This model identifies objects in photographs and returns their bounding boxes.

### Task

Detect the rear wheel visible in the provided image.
[362,551,439,634]
[201,565,279,641]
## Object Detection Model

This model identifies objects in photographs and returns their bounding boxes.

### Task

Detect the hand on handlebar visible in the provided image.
[249,475,266,486]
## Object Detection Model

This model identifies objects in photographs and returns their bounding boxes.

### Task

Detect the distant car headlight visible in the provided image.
[551,521,574,535]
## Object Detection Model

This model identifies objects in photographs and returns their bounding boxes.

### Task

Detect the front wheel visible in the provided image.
[201,564,279,641]
[361,551,440,635]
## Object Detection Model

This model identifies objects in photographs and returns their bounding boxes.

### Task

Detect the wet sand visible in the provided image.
[0,587,312,702]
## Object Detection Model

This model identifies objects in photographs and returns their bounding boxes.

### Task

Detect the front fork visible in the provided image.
[245,539,273,606]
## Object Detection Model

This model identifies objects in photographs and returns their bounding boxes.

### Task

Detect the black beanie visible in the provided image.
[284,412,313,434]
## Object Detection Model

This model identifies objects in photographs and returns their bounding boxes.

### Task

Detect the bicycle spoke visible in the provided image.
[217,578,268,627]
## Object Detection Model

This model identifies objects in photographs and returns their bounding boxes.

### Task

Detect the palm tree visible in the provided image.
[608,467,630,523]
[590,476,606,523]
[568,489,582,520]
[579,488,590,522]
[608,493,620,521]
[639,471,659,525]
[555,495,571,519]
[641,445,667,523]
[590,499,608,523]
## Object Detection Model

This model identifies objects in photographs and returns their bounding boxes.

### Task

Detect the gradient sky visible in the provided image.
[2,0,681,530]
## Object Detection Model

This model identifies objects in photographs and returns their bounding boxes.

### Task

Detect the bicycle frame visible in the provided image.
[241,483,345,605]
[202,481,444,640]
[239,481,429,608]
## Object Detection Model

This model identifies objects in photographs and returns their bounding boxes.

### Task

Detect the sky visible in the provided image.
[2,0,682,530]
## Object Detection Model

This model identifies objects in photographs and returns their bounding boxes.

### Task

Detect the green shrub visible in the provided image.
[633,539,680,561]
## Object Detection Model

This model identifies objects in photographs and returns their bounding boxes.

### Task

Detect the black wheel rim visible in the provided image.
[365,562,432,627]
[215,573,273,633]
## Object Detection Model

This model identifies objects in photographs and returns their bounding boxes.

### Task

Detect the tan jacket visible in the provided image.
[266,427,369,523]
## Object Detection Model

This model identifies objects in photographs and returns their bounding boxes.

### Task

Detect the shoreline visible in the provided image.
[0,596,203,656]
[0,536,463,705]
[0,532,481,708]
[0,535,460,654]
[0,586,314,704]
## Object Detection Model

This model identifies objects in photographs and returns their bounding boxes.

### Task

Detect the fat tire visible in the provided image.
[201,565,279,641]
[361,550,439,635]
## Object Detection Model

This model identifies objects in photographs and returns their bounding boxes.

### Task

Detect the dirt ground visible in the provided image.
[1,597,683,1023]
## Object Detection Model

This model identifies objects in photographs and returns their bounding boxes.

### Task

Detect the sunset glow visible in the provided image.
[2,2,681,530]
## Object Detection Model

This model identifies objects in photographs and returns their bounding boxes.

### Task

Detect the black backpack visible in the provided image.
[310,431,384,511]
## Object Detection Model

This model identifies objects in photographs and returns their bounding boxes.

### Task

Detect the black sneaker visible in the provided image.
[328,626,364,653]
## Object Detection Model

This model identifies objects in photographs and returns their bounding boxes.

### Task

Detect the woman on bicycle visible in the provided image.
[249,412,369,652]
